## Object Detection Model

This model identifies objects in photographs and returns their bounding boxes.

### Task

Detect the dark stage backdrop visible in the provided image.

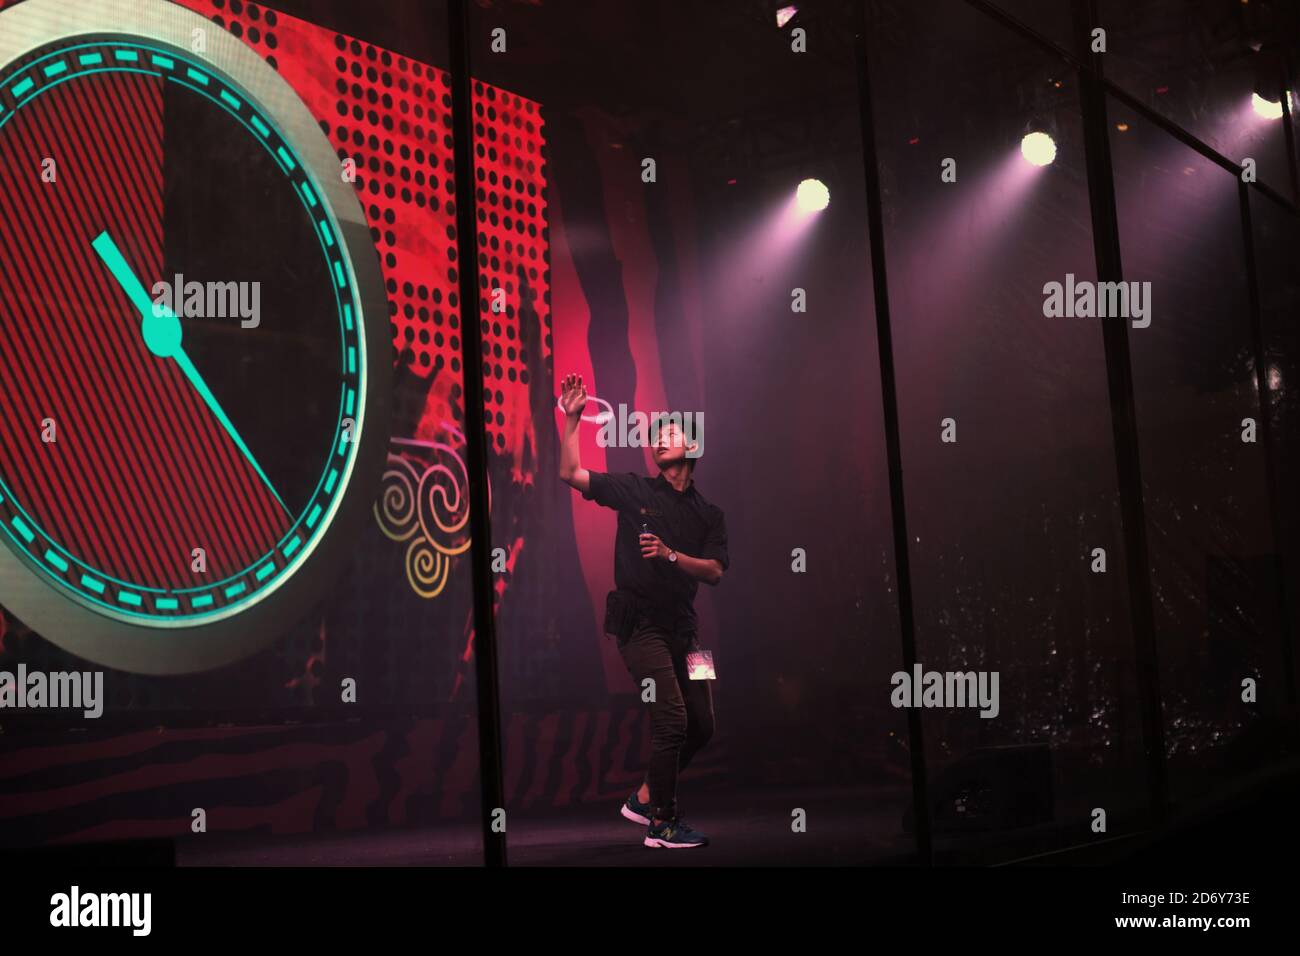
[4,0,1296,863]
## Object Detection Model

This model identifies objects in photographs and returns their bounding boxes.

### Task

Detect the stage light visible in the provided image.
[776,5,798,28]
[1251,91,1291,119]
[1020,131,1057,167]
[1250,45,1291,120]
[796,178,829,212]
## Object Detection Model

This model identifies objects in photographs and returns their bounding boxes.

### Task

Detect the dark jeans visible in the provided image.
[618,615,715,821]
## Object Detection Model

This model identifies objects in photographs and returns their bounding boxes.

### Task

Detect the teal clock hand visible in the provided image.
[90,230,290,517]
[169,348,291,516]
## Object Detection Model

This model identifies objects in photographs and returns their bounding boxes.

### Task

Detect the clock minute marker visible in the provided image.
[89,229,291,518]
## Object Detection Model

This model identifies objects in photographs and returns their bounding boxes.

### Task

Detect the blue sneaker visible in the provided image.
[644,817,709,849]
[621,790,652,826]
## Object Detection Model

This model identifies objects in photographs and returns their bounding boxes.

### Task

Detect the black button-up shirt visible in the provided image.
[583,471,729,629]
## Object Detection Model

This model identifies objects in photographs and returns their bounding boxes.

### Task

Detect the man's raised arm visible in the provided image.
[558,372,591,495]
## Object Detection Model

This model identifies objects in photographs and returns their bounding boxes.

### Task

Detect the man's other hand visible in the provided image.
[639,533,669,560]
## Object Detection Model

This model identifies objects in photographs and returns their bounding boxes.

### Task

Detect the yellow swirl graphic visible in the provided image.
[406,537,451,599]
[375,455,422,542]
[419,460,471,556]
[375,428,484,599]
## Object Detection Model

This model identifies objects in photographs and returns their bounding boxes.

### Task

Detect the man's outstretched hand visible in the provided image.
[560,372,588,419]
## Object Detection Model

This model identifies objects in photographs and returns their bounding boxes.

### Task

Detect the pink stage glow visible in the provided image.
[1176,94,1293,184]
[894,147,1049,334]
[776,6,798,29]
[711,189,822,321]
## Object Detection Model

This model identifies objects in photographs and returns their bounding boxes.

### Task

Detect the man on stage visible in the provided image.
[558,373,728,848]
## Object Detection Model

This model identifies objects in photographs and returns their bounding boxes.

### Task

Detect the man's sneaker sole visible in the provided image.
[621,803,651,826]
[644,834,708,848]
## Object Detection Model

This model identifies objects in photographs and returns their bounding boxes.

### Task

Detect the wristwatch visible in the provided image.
[668,550,678,563]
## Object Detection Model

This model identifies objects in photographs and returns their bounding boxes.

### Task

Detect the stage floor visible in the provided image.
[176,783,917,866]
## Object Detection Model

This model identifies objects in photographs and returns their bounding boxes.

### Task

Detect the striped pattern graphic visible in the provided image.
[0,69,289,589]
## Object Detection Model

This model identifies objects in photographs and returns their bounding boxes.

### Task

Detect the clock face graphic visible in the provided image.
[0,0,391,674]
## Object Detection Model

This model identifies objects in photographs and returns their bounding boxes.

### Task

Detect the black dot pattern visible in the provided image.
[190,0,551,452]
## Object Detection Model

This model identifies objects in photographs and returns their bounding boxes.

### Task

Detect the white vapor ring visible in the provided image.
[556,392,614,425]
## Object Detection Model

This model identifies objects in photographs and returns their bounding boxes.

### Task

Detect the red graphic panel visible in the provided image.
[180,0,552,457]
[0,0,552,585]
[0,71,288,586]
